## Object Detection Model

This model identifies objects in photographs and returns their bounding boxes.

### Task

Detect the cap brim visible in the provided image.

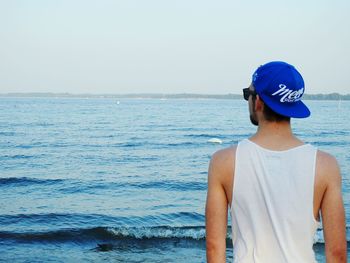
[259,93,311,118]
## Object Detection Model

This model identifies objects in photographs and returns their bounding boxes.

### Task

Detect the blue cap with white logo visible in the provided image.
[252,61,310,118]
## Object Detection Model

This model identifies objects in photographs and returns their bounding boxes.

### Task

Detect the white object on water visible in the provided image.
[207,138,223,144]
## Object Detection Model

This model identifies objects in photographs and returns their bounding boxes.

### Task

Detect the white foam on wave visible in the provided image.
[107,226,206,240]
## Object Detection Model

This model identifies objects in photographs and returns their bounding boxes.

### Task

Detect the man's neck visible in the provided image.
[249,120,304,151]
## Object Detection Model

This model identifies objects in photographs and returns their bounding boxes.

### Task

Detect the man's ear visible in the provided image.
[255,95,264,112]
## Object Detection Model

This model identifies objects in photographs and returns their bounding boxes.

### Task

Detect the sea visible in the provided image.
[0,97,349,263]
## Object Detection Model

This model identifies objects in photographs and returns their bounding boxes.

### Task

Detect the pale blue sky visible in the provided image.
[0,0,349,94]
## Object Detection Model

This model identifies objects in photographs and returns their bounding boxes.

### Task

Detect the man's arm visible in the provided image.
[205,149,232,263]
[318,151,347,262]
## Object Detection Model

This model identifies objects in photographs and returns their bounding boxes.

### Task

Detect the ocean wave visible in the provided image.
[0,225,346,244]
[0,226,204,243]
[108,141,208,149]
[0,177,206,192]
[0,213,120,226]
[185,134,222,139]
[13,144,36,149]
[166,142,198,147]
[1,154,38,160]
[313,141,349,147]
[0,177,64,186]
[0,131,16,136]
[0,212,205,230]
[107,226,206,240]
[129,180,206,191]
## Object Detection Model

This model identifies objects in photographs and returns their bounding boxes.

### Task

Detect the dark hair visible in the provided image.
[262,102,290,122]
[252,91,290,122]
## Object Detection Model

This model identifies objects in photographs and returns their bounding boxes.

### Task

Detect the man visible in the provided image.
[205,61,347,262]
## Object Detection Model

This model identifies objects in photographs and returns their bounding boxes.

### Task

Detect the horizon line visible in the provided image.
[0,91,349,96]
[0,92,349,101]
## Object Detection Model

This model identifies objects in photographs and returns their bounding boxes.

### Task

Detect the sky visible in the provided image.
[0,0,349,95]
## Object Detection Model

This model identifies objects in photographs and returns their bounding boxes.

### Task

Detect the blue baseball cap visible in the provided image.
[252,61,310,118]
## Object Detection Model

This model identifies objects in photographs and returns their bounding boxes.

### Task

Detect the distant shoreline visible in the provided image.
[0,92,349,100]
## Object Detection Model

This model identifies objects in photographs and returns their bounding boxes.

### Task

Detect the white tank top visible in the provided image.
[230,139,319,263]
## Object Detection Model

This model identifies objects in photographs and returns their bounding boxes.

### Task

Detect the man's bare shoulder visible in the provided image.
[211,145,237,165]
[209,145,237,181]
[316,150,341,182]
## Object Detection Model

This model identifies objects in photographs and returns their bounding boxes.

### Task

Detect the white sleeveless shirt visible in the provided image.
[230,139,319,263]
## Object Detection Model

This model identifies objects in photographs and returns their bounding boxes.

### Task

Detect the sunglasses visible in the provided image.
[243,88,256,101]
